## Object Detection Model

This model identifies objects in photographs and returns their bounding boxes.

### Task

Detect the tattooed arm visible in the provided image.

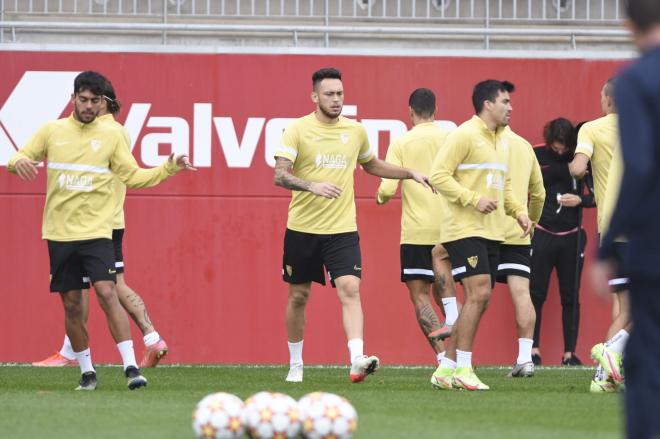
[273,157,342,199]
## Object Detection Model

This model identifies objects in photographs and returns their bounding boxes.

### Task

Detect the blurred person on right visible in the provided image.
[592,0,660,437]
[530,118,595,366]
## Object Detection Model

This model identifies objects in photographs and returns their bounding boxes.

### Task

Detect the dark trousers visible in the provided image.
[625,277,660,439]
[529,228,586,353]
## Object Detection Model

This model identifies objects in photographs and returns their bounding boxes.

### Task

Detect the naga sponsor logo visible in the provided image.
[315,152,347,169]
[58,173,94,192]
[1,74,458,169]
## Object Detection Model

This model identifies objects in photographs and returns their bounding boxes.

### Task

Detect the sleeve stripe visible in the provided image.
[358,149,374,161]
[274,145,297,158]
[576,142,594,153]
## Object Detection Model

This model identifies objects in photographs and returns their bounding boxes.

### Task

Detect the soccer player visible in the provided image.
[495,127,545,377]
[7,71,195,390]
[594,1,660,434]
[274,68,433,383]
[429,80,531,391]
[375,88,459,365]
[32,80,169,369]
[569,78,630,392]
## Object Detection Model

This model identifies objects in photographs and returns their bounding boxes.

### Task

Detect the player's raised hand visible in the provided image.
[409,170,436,193]
[517,213,533,237]
[169,153,197,171]
[15,158,40,181]
[310,182,342,199]
[475,196,498,214]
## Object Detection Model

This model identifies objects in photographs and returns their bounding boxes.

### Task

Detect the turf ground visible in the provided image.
[0,364,621,439]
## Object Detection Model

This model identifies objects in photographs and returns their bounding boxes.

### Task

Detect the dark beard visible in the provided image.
[318,105,340,120]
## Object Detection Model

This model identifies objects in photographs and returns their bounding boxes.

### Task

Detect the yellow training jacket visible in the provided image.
[502,128,546,245]
[429,115,527,243]
[7,114,178,241]
[377,122,450,244]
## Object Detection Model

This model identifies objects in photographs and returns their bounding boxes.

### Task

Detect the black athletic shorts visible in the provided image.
[608,242,630,293]
[400,244,434,282]
[496,244,532,283]
[112,229,125,274]
[48,238,116,293]
[444,237,500,288]
[283,229,361,288]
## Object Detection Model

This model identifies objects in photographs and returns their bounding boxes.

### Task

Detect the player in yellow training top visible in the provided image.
[495,127,545,378]
[569,78,631,393]
[32,79,169,370]
[274,68,433,383]
[7,71,195,391]
[429,80,531,391]
[376,88,459,365]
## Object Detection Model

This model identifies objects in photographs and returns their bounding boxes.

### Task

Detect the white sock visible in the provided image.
[440,356,457,370]
[288,340,303,367]
[60,335,75,360]
[605,329,629,355]
[441,297,459,326]
[74,348,95,374]
[347,338,364,364]
[517,338,534,364]
[116,340,138,370]
[436,351,445,365]
[456,349,472,368]
[143,331,161,347]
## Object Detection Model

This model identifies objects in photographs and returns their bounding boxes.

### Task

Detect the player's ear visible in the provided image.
[311,91,319,104]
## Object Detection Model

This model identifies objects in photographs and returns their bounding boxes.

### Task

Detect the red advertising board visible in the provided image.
[0,51,623,365]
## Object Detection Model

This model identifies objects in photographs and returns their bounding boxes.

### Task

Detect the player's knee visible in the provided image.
[288,287,310,307]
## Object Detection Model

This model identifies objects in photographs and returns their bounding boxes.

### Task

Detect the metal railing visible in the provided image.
[0,0,626,22]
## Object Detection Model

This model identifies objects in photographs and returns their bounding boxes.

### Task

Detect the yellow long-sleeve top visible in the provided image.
[98,114,131,230]
[502,129,546,245]
[600,144,626,243]
[376,122,450,244]
[575,113,618,233]
[429,115,527,243]
[7,114,178,241]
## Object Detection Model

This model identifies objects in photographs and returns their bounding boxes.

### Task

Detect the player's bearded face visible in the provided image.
[72,90,101,124]
[315,79,344,119]
[492,91,512,127]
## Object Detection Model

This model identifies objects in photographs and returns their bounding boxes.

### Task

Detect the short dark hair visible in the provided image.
[312,68,342,89]
[103,79,122,115]
[408,88,436,118]
[625,0,660,32]
[472,80,515,114]
[543,118,576,152]
[603,76,616,98]
[73,71,107,96]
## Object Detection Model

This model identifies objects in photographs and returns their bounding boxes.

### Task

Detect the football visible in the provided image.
[192,392,245,439]
[244,391,302,439]
[298,392,358,439]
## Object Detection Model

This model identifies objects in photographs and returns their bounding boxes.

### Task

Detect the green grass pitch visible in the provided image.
[0,365,621,439]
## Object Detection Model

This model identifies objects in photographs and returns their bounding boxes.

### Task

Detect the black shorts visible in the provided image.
[608,242,630,293]
[496,244,532,283]
[112,229,125,274]
[48,238,116,293]
[283,229,361,288]
[444,237,500,287]
[400,244,434,282]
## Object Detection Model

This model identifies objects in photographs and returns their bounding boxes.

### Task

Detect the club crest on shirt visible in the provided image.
[467,256,478,268]
[90,139,102,151]
[286,265,293,277]
[339,133,349,144]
